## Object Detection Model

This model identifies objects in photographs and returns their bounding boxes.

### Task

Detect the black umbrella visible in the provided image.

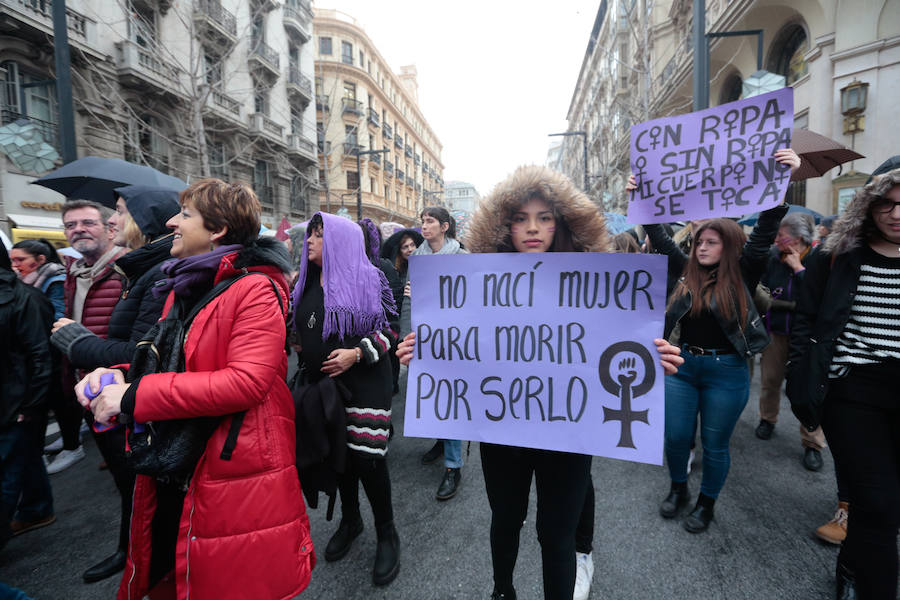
[790,129,865,182]
[31,156,187,208]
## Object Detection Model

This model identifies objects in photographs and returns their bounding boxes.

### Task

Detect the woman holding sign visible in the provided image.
[635,148,800,534]
[398,165,683,600]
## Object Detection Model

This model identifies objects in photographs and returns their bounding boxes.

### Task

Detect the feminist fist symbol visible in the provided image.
[599,342,655,449]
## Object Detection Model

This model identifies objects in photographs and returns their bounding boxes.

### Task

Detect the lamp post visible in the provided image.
[548,131,588,192]
[356,148,389,221]
[695,22,766,110]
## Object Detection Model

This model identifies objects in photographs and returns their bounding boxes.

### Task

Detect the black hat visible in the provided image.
[114,185,181,239]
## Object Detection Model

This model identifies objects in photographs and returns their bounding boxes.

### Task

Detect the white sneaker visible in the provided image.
[44,437,63,453]
[573,551,594,600]
[46,447,86,474]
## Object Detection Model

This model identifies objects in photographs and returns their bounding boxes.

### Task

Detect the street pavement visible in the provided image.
[2,361,861,599]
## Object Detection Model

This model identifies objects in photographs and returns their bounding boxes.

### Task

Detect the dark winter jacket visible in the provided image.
[644,203,788,357]
[760,245,814,334]
[52,234,174,369]
[786,168,900,429]
[0,269,54,426]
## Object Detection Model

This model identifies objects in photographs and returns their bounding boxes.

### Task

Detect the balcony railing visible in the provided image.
[0,108,59,152]
[287,67,312,101]
[287,133,315,160]
[369,152,381,166]
[384,160,394,176]
[343,142,360,156]
[341,97,363,116]
[115,39,180,92]
[3,0,94,42]
[249,37,280,73]
[382,123,392,140]
[283,1,312,41]
[396,169,405,181]
[394,136,403,149]
[404,145,412,158]
[406,176,414,187]
[367,107,380,127]
[414,153,421,165]
[195,0,237,37]
[249,112,284,143]
[316,95,330,111]
[210,88,240,115]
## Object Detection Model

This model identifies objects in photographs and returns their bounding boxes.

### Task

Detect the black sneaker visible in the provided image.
[421,440,443,465]
[755,419,775,440]
[803,448,823,472]
[435,468,461,501]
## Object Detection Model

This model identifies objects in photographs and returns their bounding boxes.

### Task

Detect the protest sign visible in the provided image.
[404,252,668,465]
[628,87,794,224]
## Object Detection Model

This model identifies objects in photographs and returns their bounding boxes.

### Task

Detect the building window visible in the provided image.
[341,41,353,65]
[347,171,360,190]
[719,72,743,105]
[251,14,265,45]
[125,115,170,174]
[128,3,157,48]
[343,81,356,100]
[319,36,332,55]
[290,106,303,135]
[345,124,358,145]
[369,177,375,192]
[384,185,389,201]
[203,50,223,87]
[319,168,326,185]
[254,160,272,205]
[208,140,228,180]
[254,87,269,115]
[767,23,808,85]
[359,50,365,67]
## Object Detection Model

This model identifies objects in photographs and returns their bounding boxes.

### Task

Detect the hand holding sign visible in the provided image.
[628,88,795,224]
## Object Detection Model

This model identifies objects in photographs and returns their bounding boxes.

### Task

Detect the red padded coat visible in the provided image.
[117,251,314,600]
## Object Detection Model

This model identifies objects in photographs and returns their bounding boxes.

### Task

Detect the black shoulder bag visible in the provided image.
[124,272,283,478]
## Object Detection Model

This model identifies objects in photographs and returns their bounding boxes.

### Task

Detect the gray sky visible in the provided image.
[318,1,598,197]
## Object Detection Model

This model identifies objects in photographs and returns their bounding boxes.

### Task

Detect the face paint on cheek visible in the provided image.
[547,227,556,235]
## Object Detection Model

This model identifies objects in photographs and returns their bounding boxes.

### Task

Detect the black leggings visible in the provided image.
[480,443,592,600]
[337,452,394,526]
[822,364,899,600]
[575,477,594,555]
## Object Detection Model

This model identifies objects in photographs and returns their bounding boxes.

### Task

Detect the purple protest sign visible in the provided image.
[404,252,668,465]
[628,87,794,224]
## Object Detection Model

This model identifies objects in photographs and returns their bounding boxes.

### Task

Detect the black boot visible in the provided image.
[421,440,443,465]
[436,467,461,501]
[835,562,857,600]
[683,493,715,533]
[83,550,127,583]
[659,481,690,518]
[325,515,364,562]
[373,521,400,586]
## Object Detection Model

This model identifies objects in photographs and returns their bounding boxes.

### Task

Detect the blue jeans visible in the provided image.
[664,351,749,498]
[443,439,463,469]
[0,418,54,533]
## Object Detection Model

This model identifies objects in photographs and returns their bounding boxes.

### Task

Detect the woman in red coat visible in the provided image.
[76,179,314,599]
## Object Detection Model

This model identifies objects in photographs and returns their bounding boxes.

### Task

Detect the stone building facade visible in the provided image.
[0,0,318,238]
[561,0,900,215]
[313,8,443,227]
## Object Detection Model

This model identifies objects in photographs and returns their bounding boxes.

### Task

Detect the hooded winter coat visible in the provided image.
[118,239,314,600]
[786,168,900,428]
[51,186,180,369]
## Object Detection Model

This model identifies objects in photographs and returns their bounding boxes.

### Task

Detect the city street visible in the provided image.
[3,363,847,599]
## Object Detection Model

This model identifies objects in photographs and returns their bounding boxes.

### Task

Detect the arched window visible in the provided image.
[767,23,808,85]
[719,72,743,105]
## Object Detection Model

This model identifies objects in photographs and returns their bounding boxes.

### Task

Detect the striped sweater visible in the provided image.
[830,248,900,376]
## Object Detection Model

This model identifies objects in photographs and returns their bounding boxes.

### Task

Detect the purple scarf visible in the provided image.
[292,213,395,340]
[153,244,243,298]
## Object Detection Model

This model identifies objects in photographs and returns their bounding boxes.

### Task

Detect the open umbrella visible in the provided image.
[790,129,864,182]
[31,156,187,208]
[738,204,824,226]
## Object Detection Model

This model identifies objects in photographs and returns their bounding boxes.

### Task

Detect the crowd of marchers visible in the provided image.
[1,151,898,600]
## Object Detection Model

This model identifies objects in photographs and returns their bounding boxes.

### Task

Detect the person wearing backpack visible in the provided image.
[76,179,313,600]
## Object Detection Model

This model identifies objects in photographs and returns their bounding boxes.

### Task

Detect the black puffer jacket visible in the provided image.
[0,269,54,425]
[644,203,788,357]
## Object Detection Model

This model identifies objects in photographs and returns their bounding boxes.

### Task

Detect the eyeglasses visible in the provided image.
[63,219,102,230]
[872,199,900,214]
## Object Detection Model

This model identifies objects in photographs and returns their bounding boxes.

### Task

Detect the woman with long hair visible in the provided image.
[49,185,179,583]
[398,165,683,600]
[293,212,400,586]
[400,206,469,501]
[10,239,65,320]
[75,179,313,599]
[638,148,800,533]
[787,163,900,599]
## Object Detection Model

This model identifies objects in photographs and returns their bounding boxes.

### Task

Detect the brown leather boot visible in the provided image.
[815,502,849,545]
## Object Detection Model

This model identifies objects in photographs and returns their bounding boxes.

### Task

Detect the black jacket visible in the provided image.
[54,234,174,369]
[645,204,788,357]
[785,246,863,429]
[0,269,54,426]
[760,245,814,334]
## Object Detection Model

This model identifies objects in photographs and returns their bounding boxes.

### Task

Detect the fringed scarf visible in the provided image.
[292,212,395,341]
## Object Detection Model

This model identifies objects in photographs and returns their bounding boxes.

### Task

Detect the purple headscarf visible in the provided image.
[292,213,395,340]
[359,217,382,263]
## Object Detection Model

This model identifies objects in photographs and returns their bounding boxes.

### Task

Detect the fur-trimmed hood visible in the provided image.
[467,165,611,253]
[824,168,900,256]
